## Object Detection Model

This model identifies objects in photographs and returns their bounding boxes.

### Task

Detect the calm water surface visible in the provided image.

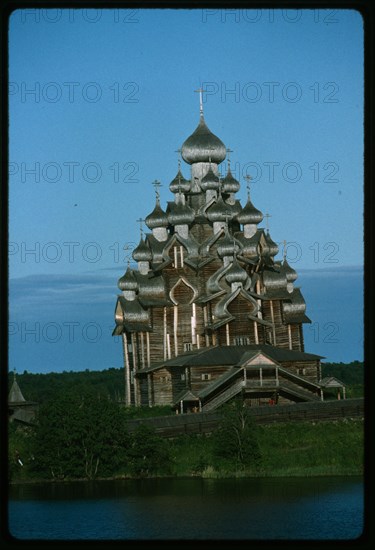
[8,476,363,540]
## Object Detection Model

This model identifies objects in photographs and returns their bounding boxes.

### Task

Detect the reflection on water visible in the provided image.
[8,476,363,540]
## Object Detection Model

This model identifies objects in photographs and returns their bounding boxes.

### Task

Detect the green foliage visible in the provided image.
[126,424,172,477]
[212,400,262,471]
[8,368,125,406]
[321,362,364,385]
[30,389,130,480]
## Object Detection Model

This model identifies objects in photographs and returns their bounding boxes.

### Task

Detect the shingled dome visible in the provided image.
[118,267,138,291]
[281,259,298,282]
[225,256,249,285]
[236,197,264,225]
[145,200,169,229]
[206,195,233,222]
[132,237,152,262]
[168,201,195,226]
[200,167,220,192]
[169,170,190,193]
[181,116,226,165]
[222,167,240,194]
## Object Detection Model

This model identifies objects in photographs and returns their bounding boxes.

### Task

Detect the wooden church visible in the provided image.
[113,92,327,412]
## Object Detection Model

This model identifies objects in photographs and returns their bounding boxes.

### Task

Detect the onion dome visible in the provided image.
[227,200,242,218]
[145,199,169,229]
[236,197,264,225]
[217,231,241,258]
[169,170,190,193]
[222,167,240,194]
[206,195,233,223]
[225,256,249,285]
[200,167,220,191]
[118,267,138,291]
[265,231,279,257]
[281,259,298,282]
[167,201,195,226]
[181,116,226,165]
[132,237,152,262]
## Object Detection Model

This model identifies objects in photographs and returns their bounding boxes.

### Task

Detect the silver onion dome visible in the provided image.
[118,267,138,291]
[264,231,279,257]
[222,167,240,194]
[225,256,249,285]
[236,197,264,225]
[181,116,226,165]
[169,170,190,194]
[200,167,220,192]
[145,200,169,229]
[167,201,195,226]
[217,231,241,258]
[132,237,152,262]
[206,195,233,222]
[281,259,298,282]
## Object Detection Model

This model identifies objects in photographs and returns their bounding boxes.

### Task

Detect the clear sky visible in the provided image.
[8,8,364,372]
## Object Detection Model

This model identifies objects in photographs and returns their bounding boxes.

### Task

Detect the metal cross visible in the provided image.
[151,179,162,199]
[226,147,233,168]
[136,217,145,236]
[244,175,252,199]
[264,213,272,231]
[175,148,182,170]
[194,87,207,116]
[282,239,287,260]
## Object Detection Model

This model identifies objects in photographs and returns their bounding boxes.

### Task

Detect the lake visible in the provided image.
[8,476,363,540]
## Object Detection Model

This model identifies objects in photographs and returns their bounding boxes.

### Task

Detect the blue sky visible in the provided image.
[8,8,364,372]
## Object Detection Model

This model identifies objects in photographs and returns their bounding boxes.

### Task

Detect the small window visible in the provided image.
[181,374,186,381]
[234,336,250,346]
[130,371,134,383]
[201,373,211,381]
[297,368,306,376]
[184,343,193,352]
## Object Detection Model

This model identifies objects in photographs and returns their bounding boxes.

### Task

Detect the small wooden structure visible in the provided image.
[319,376,346,400]
[8,372,37,425]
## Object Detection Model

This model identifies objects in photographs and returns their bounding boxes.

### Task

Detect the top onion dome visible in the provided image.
[181,116,226,165]
[235,197,264,225]
[169,170,190,194]
[145,199,169,229]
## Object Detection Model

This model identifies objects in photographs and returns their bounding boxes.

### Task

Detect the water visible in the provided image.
[8,476,363,540]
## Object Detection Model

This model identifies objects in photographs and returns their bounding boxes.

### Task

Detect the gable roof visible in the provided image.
[136,344,323,375]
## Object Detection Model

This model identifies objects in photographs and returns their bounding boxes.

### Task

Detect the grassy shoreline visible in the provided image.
[9,418,363,484]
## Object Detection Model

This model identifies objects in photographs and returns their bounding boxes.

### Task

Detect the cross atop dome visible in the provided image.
[265,212,272,231]
[136,217,145,237]
[194,86,208,118]
[244,175,252,199]
[151,179,162,199]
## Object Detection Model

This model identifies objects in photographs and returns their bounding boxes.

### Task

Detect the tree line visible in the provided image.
[9,361,364,406]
